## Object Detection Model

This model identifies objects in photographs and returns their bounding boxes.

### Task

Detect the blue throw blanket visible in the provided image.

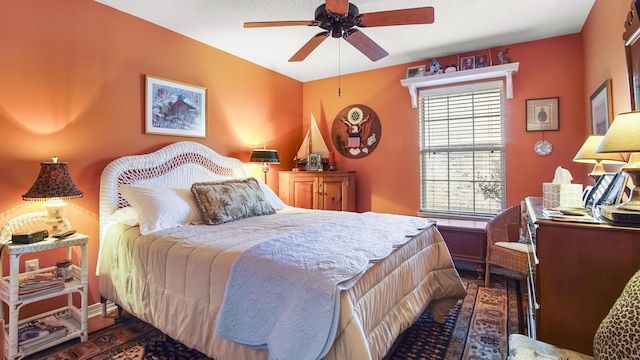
[216,211,432,360]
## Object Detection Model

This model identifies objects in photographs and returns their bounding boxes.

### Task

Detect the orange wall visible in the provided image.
[0,0,630,316]
[583,0,631,117]
[303,34,588,214]
[0,0,302,312]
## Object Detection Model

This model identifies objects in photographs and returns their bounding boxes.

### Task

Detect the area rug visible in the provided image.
[33,271,522,360]
[386,271,520,360]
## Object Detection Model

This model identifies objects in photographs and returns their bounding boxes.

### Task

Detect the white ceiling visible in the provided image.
[95,0,595,82]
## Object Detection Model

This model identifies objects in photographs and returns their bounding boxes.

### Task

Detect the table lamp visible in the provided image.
[250,147,280,184]
[597,111,640,210]
[573,135,625,182]
[22,157,83,232]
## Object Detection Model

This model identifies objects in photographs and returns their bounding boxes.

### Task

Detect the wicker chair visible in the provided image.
[484,203,532,287]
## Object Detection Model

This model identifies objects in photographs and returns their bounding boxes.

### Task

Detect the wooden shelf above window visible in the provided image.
[400,62,519,108]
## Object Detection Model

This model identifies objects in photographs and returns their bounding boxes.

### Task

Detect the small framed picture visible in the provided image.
[475,54,489,68]
[590,79,613,135]
[306,153,321,171]
[526,97,560,131]
[406,65,426,78]
[145,75,207,138]
[460,56,475,70]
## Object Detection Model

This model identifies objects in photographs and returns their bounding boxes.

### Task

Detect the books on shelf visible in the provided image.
[19,272,64,296]
[18,315,67,349]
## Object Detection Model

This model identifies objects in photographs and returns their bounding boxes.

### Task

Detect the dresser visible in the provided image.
[279,171,356,211]
[525,197,640,355]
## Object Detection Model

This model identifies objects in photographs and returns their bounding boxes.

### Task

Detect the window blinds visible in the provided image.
[419,85,504,216]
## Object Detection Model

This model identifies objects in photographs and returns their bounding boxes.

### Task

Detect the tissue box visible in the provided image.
[542,183,583,208]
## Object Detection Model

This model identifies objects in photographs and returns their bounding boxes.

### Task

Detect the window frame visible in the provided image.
[417,81,505,221]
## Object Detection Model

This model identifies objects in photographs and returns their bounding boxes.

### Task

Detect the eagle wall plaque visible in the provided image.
[331,104,381,159]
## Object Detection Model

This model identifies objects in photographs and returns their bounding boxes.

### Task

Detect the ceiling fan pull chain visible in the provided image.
[338,40,342,97]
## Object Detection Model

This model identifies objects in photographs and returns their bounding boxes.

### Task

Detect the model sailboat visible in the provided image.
[293,113,330,163]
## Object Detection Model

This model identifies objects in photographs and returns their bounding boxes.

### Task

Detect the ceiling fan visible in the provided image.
[244,0,435,62]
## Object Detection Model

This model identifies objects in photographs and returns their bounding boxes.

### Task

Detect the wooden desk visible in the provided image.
[526,197,640,355]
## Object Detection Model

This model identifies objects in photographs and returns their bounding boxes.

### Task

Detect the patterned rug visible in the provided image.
[33,271,522,360]
[386,271,521,360]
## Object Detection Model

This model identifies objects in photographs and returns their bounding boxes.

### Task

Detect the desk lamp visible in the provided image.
[597,111,640,210]
[573,135,625,182]
[22,157,83,232]
[250,147,280,184]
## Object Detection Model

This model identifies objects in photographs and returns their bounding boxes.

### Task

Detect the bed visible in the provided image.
[97,141,467,360]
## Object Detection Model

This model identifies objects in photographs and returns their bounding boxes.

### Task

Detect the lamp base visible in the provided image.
[43,199,69,232]
[613,161,640,211]
[588,161,606,182]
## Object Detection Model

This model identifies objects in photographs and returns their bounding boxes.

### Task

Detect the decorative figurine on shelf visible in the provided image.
[427,59,442,75]
[444,65,457,73]
[497,48,511,64]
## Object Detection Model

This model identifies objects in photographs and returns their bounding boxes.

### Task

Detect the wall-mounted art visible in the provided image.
[526,97,559,131]
[145,75,207,138]
[590,79,613,135]
[331,105,381,159]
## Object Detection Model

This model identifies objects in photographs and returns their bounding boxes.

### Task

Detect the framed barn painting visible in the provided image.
[145,75,207,138]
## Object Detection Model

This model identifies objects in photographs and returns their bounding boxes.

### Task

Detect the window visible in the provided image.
[419,81,505,219]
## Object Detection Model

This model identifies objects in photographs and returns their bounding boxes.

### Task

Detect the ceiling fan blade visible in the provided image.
[325,0,350,15]
[289,31,330,62]
[357,7,434,27]
[244,20,318,28]
[343,29,388,62]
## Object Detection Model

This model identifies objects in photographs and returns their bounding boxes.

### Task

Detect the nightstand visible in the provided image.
[279,171,356,211]
[0,234,88,360]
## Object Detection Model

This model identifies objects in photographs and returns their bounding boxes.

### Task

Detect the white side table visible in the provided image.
[0,234,88,360]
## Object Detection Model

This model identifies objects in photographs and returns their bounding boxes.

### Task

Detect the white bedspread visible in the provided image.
[216,212,431,360]
[98,207,467,360]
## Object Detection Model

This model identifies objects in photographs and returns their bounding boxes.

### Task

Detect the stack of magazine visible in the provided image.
[18,315,67,349]
[19,272,64,298]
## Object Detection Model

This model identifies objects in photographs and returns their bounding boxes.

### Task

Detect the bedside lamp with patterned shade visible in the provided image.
[573,135,625,182]
[22,157,83,232]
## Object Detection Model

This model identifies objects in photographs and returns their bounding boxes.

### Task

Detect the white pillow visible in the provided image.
[118,185,202,235]
[254,177,287,211]
[109,207,139,226]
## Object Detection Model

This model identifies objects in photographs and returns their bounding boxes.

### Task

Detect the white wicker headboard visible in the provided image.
[99,141,248,243]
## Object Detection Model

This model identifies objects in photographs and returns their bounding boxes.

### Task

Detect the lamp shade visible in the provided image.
[573,135,625,164]
[250,149,280,164]
[597,111,640,153]
[22,161,83,201]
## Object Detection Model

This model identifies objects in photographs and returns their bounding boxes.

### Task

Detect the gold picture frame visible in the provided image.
[590,79,613,135]
[145,75,207,138]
